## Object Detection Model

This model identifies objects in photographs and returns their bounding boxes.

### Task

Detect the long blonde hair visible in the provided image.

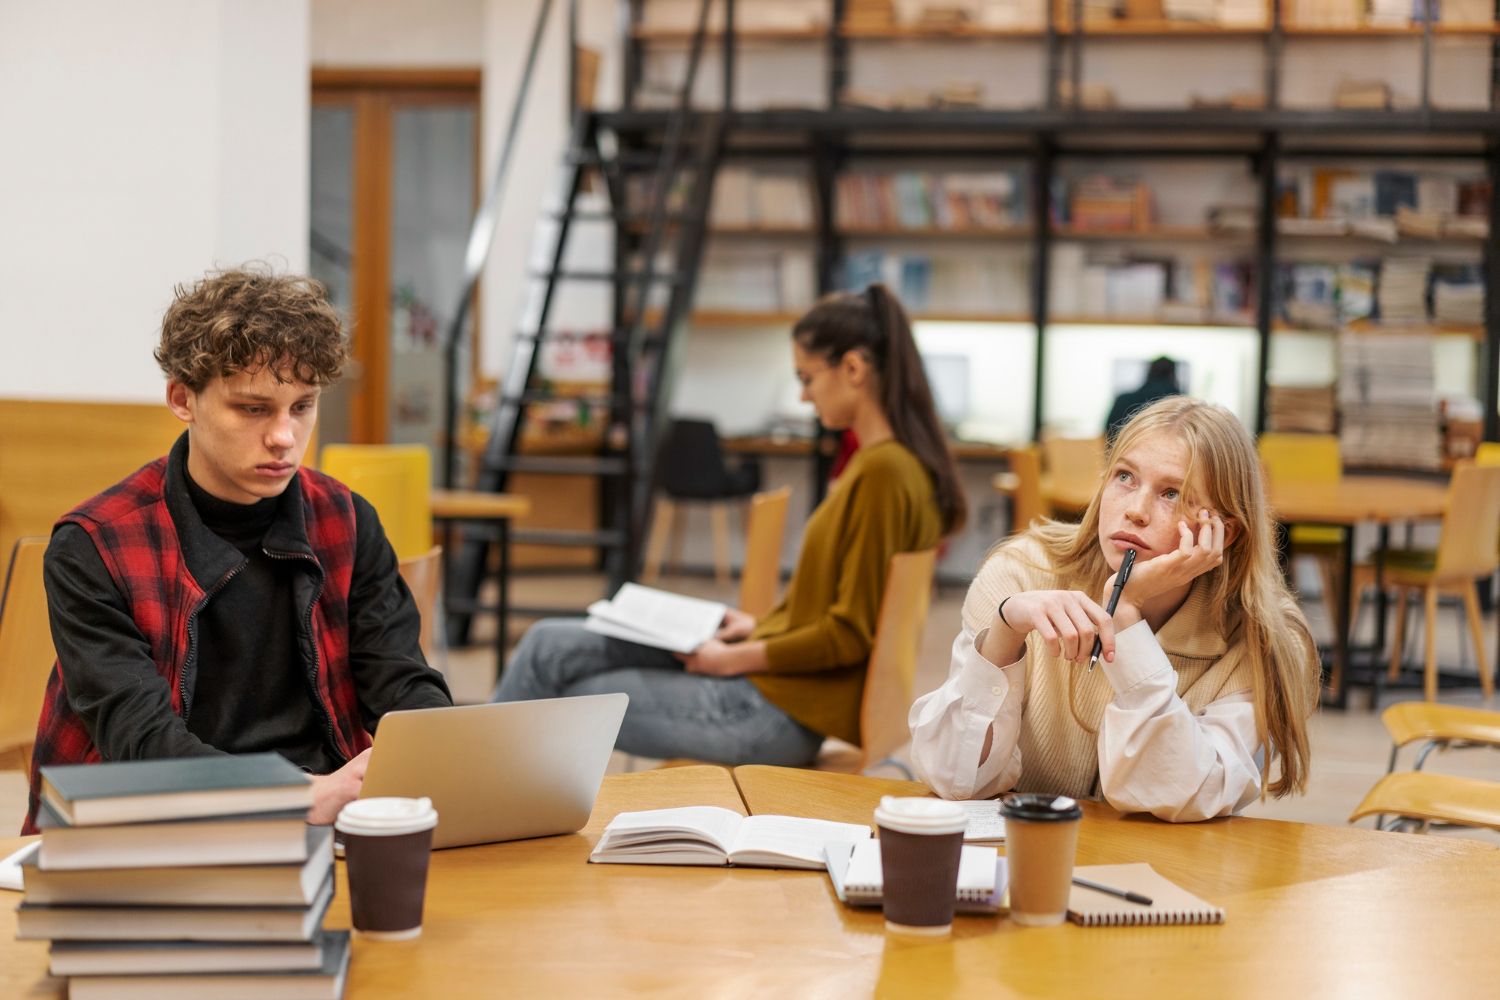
[1029,397,1319,797]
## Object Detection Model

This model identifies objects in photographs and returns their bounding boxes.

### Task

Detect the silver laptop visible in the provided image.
[360,694,628,850]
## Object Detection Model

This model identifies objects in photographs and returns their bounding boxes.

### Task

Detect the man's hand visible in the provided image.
[715,608,757,643]
[307,747,372,826]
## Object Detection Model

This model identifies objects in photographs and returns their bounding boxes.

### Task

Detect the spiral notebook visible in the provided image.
[1067,863,1224,927]
[824,841,1007,914]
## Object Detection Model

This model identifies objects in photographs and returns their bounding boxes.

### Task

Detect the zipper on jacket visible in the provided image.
[181,564,246,721]
[264,549,341,765]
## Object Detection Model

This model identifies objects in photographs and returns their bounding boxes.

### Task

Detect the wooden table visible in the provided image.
[7,765,1499,997]
[430,488,530,670]
[1267,476,1449,707]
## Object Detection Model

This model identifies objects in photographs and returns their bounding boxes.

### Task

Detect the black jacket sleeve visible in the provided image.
[44,525,225,761]
[347,494,453,732]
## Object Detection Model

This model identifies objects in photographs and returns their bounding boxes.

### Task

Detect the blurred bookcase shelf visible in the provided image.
[611,0,1500,467]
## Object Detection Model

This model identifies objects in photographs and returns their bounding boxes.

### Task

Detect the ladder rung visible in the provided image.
[565,150,665,169]
[510,528,628,548]
[502,391,614,407]
[557,209,693,226]
[486,455,629,476]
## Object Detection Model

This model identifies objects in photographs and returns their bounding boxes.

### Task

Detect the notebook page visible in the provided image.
[842,840,1001,901]
[729,815,872,868]
[595,807,744,854]
[1067,863,1225,927]
[955,800,1007,842]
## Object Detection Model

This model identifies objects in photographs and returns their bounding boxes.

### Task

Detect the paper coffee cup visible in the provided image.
[873,796,968,935]
[336,797,439,941]
[999,793,1082,927]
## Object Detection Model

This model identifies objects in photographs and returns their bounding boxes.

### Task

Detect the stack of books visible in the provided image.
[16,754,349,999]
[843,0,898,31]
[1067,176,1153,232]
[1266,384,1338,434]
[1377,256,1432,325]
[1338,330,1442,470]
[1432,263,1484,327]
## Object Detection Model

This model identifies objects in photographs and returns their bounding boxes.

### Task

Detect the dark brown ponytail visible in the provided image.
[792,283,967,535]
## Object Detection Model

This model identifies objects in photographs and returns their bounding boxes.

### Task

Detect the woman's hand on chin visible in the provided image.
[1111,508,1226,609]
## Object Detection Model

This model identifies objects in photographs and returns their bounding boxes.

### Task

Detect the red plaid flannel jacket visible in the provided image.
[23,454,371,834]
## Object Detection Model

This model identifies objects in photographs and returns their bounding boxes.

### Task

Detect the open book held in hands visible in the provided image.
[584,584,728,654]
[590,807,871,869]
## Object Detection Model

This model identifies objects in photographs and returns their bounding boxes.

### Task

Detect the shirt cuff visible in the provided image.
[1098,619,1175,700]
[953,627,1025,712]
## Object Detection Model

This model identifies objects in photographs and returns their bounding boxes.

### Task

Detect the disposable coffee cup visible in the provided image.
[873,796,968,936]
[999,793,1082,927]
[335,797,439,941]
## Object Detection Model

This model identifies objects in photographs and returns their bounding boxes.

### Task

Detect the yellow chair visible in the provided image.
[0,539,55,772]
[1257,433,1346,624]
[1381,701,1500,773]
[1383,462,1500,701]
[993,445,1049,535]
[398,545,444,667]
[738,487,790,620]
[320,445,433,561]
[1350,771,1500,834]
[817,548,939,777]
[1041,435,1104,519]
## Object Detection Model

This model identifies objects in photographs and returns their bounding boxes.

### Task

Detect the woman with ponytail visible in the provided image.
[495,284,962,765]
[910,397,1319,820]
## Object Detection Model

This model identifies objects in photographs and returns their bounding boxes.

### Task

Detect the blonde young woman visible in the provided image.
[909,397,1320,821]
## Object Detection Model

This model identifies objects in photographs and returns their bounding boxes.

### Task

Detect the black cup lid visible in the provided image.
[1000,792,1083,822]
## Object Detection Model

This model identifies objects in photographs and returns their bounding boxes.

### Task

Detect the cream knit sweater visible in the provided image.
[950,535,1255,801]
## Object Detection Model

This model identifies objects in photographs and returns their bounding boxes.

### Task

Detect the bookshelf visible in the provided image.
[609,0,1500,470]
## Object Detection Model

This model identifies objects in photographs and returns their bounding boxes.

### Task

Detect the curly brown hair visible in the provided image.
[154,267,348,391]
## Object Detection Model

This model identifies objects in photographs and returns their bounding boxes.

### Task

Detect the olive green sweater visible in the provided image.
[751,440,943,745]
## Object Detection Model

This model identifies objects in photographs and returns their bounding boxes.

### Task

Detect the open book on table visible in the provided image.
[584,584,728,654]
[589,807,871,870]
[825,841,1008,914]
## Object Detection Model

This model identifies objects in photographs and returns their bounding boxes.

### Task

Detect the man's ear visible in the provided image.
[166,381,195,425]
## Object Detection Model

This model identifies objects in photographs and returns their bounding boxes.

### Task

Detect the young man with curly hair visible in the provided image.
[23,268,452,834]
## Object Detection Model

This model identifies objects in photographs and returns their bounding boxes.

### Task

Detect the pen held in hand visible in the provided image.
[1088,547,1136,673]
[1072,875,1153,906]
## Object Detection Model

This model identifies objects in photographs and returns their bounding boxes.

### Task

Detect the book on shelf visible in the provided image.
[824,840,1008,914]
[22,825,333,907]
[39,752,311,827]
[1266,384,1338,434]
[35,803,312,871]
[584,583,727,654]
[15,873,334,942]
[64,931,351,1000]
[590,806,872,869]
[49,934,332,977]
[1333,80,1391,111]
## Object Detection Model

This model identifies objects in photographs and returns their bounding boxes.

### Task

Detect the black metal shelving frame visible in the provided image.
[608,0,1500,445]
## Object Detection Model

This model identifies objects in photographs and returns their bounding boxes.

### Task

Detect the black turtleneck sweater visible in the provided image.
[179,474,339,774]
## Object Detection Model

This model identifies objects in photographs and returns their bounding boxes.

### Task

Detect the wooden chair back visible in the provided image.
[1257,432,1342,485]
[857,548,939,769]
[739,487,790,619]
[999,445,1049,533]
[398,545,444,665]
[1042,435,1104,512]
[0,539,55,769]
[321,445,433,561]
[1434,462,1500,581]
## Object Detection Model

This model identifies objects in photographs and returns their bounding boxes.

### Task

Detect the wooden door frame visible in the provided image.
[311,67,482,444]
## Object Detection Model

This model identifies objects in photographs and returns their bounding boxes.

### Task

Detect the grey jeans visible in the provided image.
[492,618,823,766]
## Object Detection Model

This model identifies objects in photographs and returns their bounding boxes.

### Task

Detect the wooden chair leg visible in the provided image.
[710,503,731,586]
[667,503,687,576]
[642,498,674,584]
[1317,554,1341,632]
[1423,585,1440,702]
[1462,581,1493,699]
[1388,586,1409,682]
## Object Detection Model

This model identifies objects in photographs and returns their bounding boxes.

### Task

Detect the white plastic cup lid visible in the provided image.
[335,797,438,837]
[873,796,968,836]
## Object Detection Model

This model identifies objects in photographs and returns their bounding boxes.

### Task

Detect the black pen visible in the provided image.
[1072,876,1153,906]
[1088,547,1136,673]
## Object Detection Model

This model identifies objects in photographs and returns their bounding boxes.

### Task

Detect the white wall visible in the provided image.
[0,0,311,403]
[310,0,486,65]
